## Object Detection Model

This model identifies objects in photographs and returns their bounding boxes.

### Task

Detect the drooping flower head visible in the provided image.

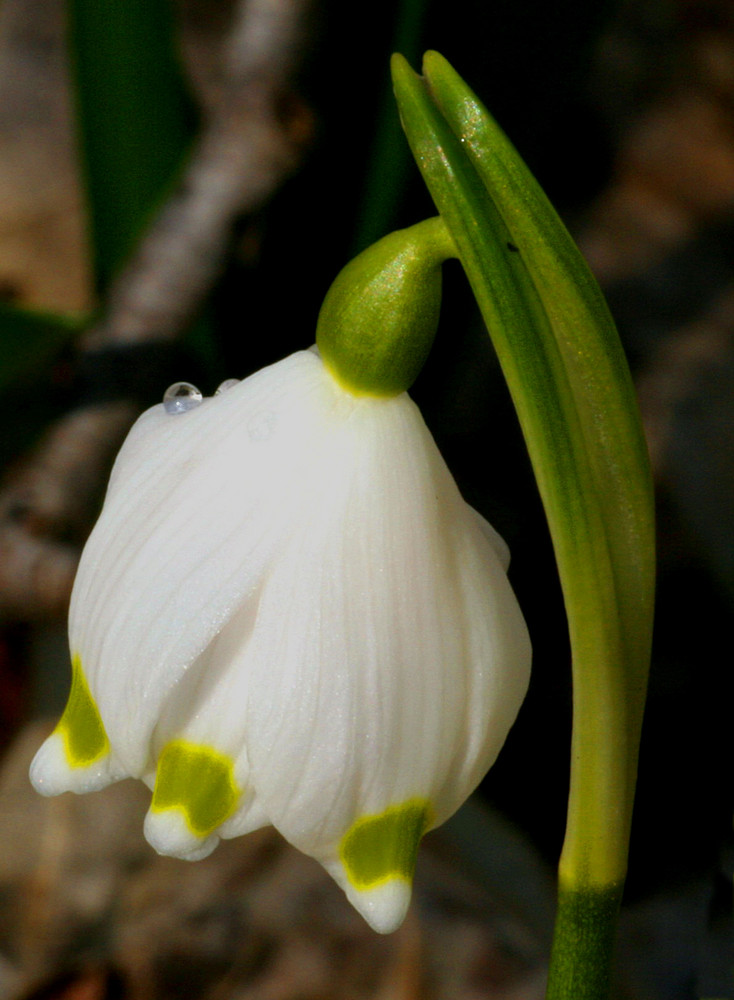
[30,222,531,933]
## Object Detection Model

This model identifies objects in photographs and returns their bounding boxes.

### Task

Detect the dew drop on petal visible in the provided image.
[163,382,203,414]
[215,378,240,395]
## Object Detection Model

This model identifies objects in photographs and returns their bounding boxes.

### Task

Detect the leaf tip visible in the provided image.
[390,51,416,88]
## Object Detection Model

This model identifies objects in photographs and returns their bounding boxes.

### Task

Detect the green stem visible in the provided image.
[546,884,624,1000]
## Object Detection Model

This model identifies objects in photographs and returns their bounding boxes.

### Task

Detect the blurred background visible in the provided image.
[0,0,732,997]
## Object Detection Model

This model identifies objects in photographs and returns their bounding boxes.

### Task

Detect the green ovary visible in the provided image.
[340,799,433,889]
[58,655,110,767]
[151,740,239,837]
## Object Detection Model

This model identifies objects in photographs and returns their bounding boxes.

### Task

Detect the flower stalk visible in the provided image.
[317,216,456,396]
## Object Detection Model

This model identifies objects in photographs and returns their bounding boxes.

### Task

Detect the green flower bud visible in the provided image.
[316,216,456,396]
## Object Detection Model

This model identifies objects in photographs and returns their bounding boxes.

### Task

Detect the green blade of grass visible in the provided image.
[392,52,655,999]
[421,50,653,697]
[69,0,196,290]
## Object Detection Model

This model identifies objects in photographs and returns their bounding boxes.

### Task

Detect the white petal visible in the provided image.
[322,856,413,934]
[68,350,359,777]
[143,810,220,861]
[29,730,126,796]
[236,389,530,929]
[468,505,511,571]
[140,599,269,860]
[28,654,128,795]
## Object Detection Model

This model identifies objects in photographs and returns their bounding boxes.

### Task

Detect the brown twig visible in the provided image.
[0,0,315,620]
[81,0,315,350]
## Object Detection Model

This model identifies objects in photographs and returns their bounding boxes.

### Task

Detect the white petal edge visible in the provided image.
[29,731,127,796]
[324,857,414,934]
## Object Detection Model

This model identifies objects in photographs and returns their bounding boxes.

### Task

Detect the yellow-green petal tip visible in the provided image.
[340,798,432,890]
[151,739,239,837]
[57,655,110,768]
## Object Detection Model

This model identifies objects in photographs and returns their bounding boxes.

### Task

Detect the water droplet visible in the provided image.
[215,378,240,395]
[163,382,203,414]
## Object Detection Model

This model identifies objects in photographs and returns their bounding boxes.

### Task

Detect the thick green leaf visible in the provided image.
[392,50,656,1000]
[69,0,195,290]
[392,50,654,889]
[421,51,653,683]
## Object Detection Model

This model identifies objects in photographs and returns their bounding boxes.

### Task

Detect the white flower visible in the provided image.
[30,347,531,933]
